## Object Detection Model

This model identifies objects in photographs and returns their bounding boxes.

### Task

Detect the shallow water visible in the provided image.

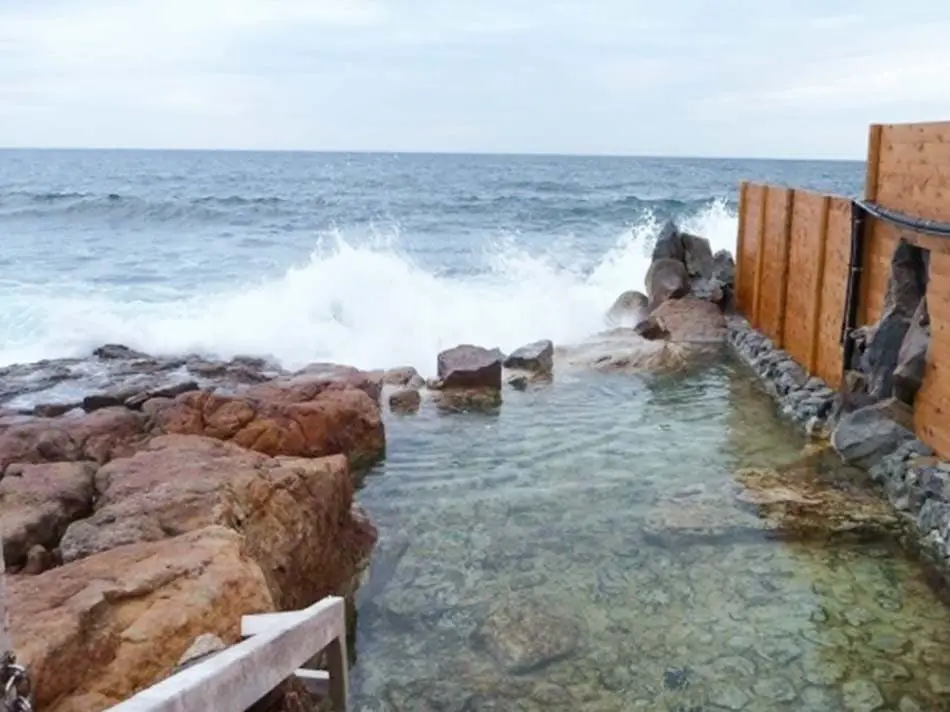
[352,355,950,711]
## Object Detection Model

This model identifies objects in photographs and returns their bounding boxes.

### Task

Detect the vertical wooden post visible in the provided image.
[775,188,796,349]
[325,634,348,711]
[859,123,884,326]
[735,181,749,312]
[808,196,832,375]
[752,185,769,329]
[0,541,10,658]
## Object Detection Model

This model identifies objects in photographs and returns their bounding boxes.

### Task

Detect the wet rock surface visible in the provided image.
[504,340,554,375]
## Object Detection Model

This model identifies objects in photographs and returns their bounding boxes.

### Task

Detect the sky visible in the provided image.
[1,1,950,158]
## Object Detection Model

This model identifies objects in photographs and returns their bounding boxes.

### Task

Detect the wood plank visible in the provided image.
[816,197,851,388]
[735,181,749,308]
[865,124,883,202]
[775,189,795,349]
[808,196,831,373]
[879,121,950,145]
[108,597,347,712]
[752,185,769,329]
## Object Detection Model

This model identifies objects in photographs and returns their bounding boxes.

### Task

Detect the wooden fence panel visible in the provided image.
[783,190,827,369]
[757,186,793,345]
[814,197,851,389]
[737,184,765,318]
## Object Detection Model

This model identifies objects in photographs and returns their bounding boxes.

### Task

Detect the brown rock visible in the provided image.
[645,258,690,308]
[389,389,422,414]
[59,435,377,609]
[0,407,147,471]
[176,633,227,671]
[9,526,275,711]
[436,345,503,390]
[647,298,726,343]
[0,461,97,567]
[151,387,385,469]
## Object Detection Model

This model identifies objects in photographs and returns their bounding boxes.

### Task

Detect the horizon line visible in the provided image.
[0,146,865,163]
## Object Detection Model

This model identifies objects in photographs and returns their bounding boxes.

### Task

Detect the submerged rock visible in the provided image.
[436,345,503,390]
[473,598,582,674]
[504,340,554,375]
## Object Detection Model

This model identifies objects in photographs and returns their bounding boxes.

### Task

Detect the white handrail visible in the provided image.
[0,541,10,657]
[107,596,348,712]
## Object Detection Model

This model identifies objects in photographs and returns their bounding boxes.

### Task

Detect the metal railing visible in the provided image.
[106,596,349,712]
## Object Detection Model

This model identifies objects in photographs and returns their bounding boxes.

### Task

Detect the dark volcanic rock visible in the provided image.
[860,240,927,402]
[646,258,691,309]
[832,401,916,469]
[651,220,685,263]
[680,231,715,279]
[634,317,670,341]
[504,340,554,374]
[605,290,650,326]
[894,296,930,405]
[92,344,152,361]
[436,345,503,390]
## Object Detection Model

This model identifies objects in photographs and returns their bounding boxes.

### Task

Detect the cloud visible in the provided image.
[2,0,950,157]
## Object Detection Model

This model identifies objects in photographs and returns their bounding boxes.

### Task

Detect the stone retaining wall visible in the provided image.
[727,314,950,583]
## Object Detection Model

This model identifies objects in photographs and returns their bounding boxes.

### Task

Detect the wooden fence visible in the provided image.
[734,120,950,456]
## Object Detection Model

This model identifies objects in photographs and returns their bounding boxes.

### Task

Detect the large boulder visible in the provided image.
[645,258,691,309]
[435,345,503,390]
[680,231,715,280]
[9,526,275,711]
[0,407,148,472]
[0,461,97,569]
[893,296,930,405]
[832,401,916,470]
[149,386,385,470]
[504,340,554,375]
[59,435,377,610]
[605,290,650,326]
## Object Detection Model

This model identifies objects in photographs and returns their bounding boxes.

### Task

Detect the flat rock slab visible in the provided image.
[473,598,582,674]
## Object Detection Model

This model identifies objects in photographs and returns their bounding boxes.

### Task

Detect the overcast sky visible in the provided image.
[2,1,949,158]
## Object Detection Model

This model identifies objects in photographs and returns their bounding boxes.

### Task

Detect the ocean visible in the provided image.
[0,150,863,373]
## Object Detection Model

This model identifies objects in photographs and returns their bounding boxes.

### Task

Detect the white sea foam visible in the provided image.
[0,200,738,376]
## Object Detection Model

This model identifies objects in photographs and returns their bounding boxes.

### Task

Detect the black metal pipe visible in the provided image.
[855,199,950,238]
[841,201,867,372]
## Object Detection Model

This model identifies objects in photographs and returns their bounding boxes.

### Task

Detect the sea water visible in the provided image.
[9,151,947,710]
